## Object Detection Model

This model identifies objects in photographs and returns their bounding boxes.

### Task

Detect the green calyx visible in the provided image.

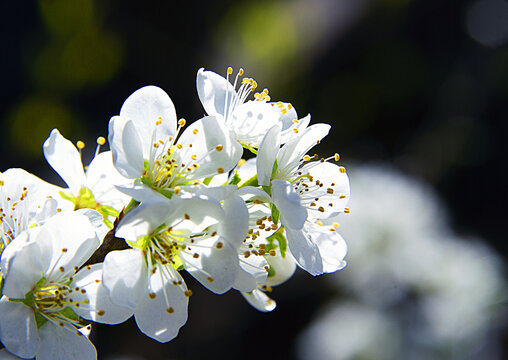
[60,187,119,229]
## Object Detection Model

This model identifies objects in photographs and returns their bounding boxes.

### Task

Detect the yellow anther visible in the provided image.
[0,181,3,186]
[333,222,340,228]
[269,249,276,256]
[178,119,186,127]
[176,144,183,149]
[215,145,223,152]
[217,167,224,174]
[316,220,323,226]
[292,119,299,123]
[265,95,270,101]
[334,153,340,161]
[288,104,293,109]
[227,66,233,75]
[293,128,299,133]
[239,68,244,76]
[153,143,159,148]
[281,108,288,115]
[97,137,106,145]
[344,207,351,214]
[318,206,325,212]
[193,128,199,135]
[166,307,174,314]
[339,167,346,173]
[339,194,346,199]
[237,159,246,167]
[191,155,197,160]
[303,155,311,162]
[277,102,283,107]
[174,186,181,195]
[76,141,85,150]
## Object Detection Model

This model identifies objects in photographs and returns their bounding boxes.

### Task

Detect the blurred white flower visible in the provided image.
[297,302,400,360]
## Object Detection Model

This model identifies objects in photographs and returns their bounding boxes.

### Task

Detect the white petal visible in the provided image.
[285,226,324,276]
[116,201,172,243]
[84,151,131,210]
[265,252,296,287]
[115,181,169,204]
[271,180,307,230]
[257,125,281,186]
[37,321,96,360]
[0,297,39,359]
[0,348,23,360]
[43,129,86,194]
[303,162,351,220]
[183,237,239,294]
[306,222,348,274]
[119,85,177,158]
[71,263,134,324]
[234,255,268,292]
[241,289,276,312]
[279,113,311,144]
[134,268,188,343]
[43,212,100,279]
[277,123,331,176]
[102,249,148,311]
[236,158,257,180]
[196,68,237,117]
[219,194,249,248]
[108,116,145,179]
[2,231,50,299]
[177,116,242,179]
[167,195,224,231]
[229,101,281,146]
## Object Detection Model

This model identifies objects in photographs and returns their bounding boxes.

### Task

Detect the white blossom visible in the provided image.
[108,86,242,203]
[0,211,132,360]
[197,67,309,147]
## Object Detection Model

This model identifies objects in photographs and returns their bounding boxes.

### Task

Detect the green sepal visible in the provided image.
[239,174,258,188]
[59,306,82,323]
[59,190,76,203]
[267,266,276,278]
[97,205,119,218]
[228,171,242,185]
[103,218,114,229]
[75,187,97,209]
[270,204,280,225]
[267,230,287,258]
[157,188,174,199]
[203,177,213,186]
[262,185,271,196]
[34,311,48,328]
[239,141,258,155]
[271,159,278,178]
[124,198,140,215]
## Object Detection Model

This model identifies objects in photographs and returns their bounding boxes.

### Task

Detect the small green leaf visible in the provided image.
[267,266,276,278]
[270,204,280,225]
[239,174,258,188]
[203,176,213,186]
[59,190,76,203]
[239,141,258,155]
[262,185,271,195]
[96,205,119,217]
[229,171,242,185]
[271,159,278,177]
[124,199,140,214]
[34,311,48,328]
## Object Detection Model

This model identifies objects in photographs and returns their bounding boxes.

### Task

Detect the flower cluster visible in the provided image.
[0,67,350,359]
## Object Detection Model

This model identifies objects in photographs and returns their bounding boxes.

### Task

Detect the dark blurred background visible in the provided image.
[1,0,507,359]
